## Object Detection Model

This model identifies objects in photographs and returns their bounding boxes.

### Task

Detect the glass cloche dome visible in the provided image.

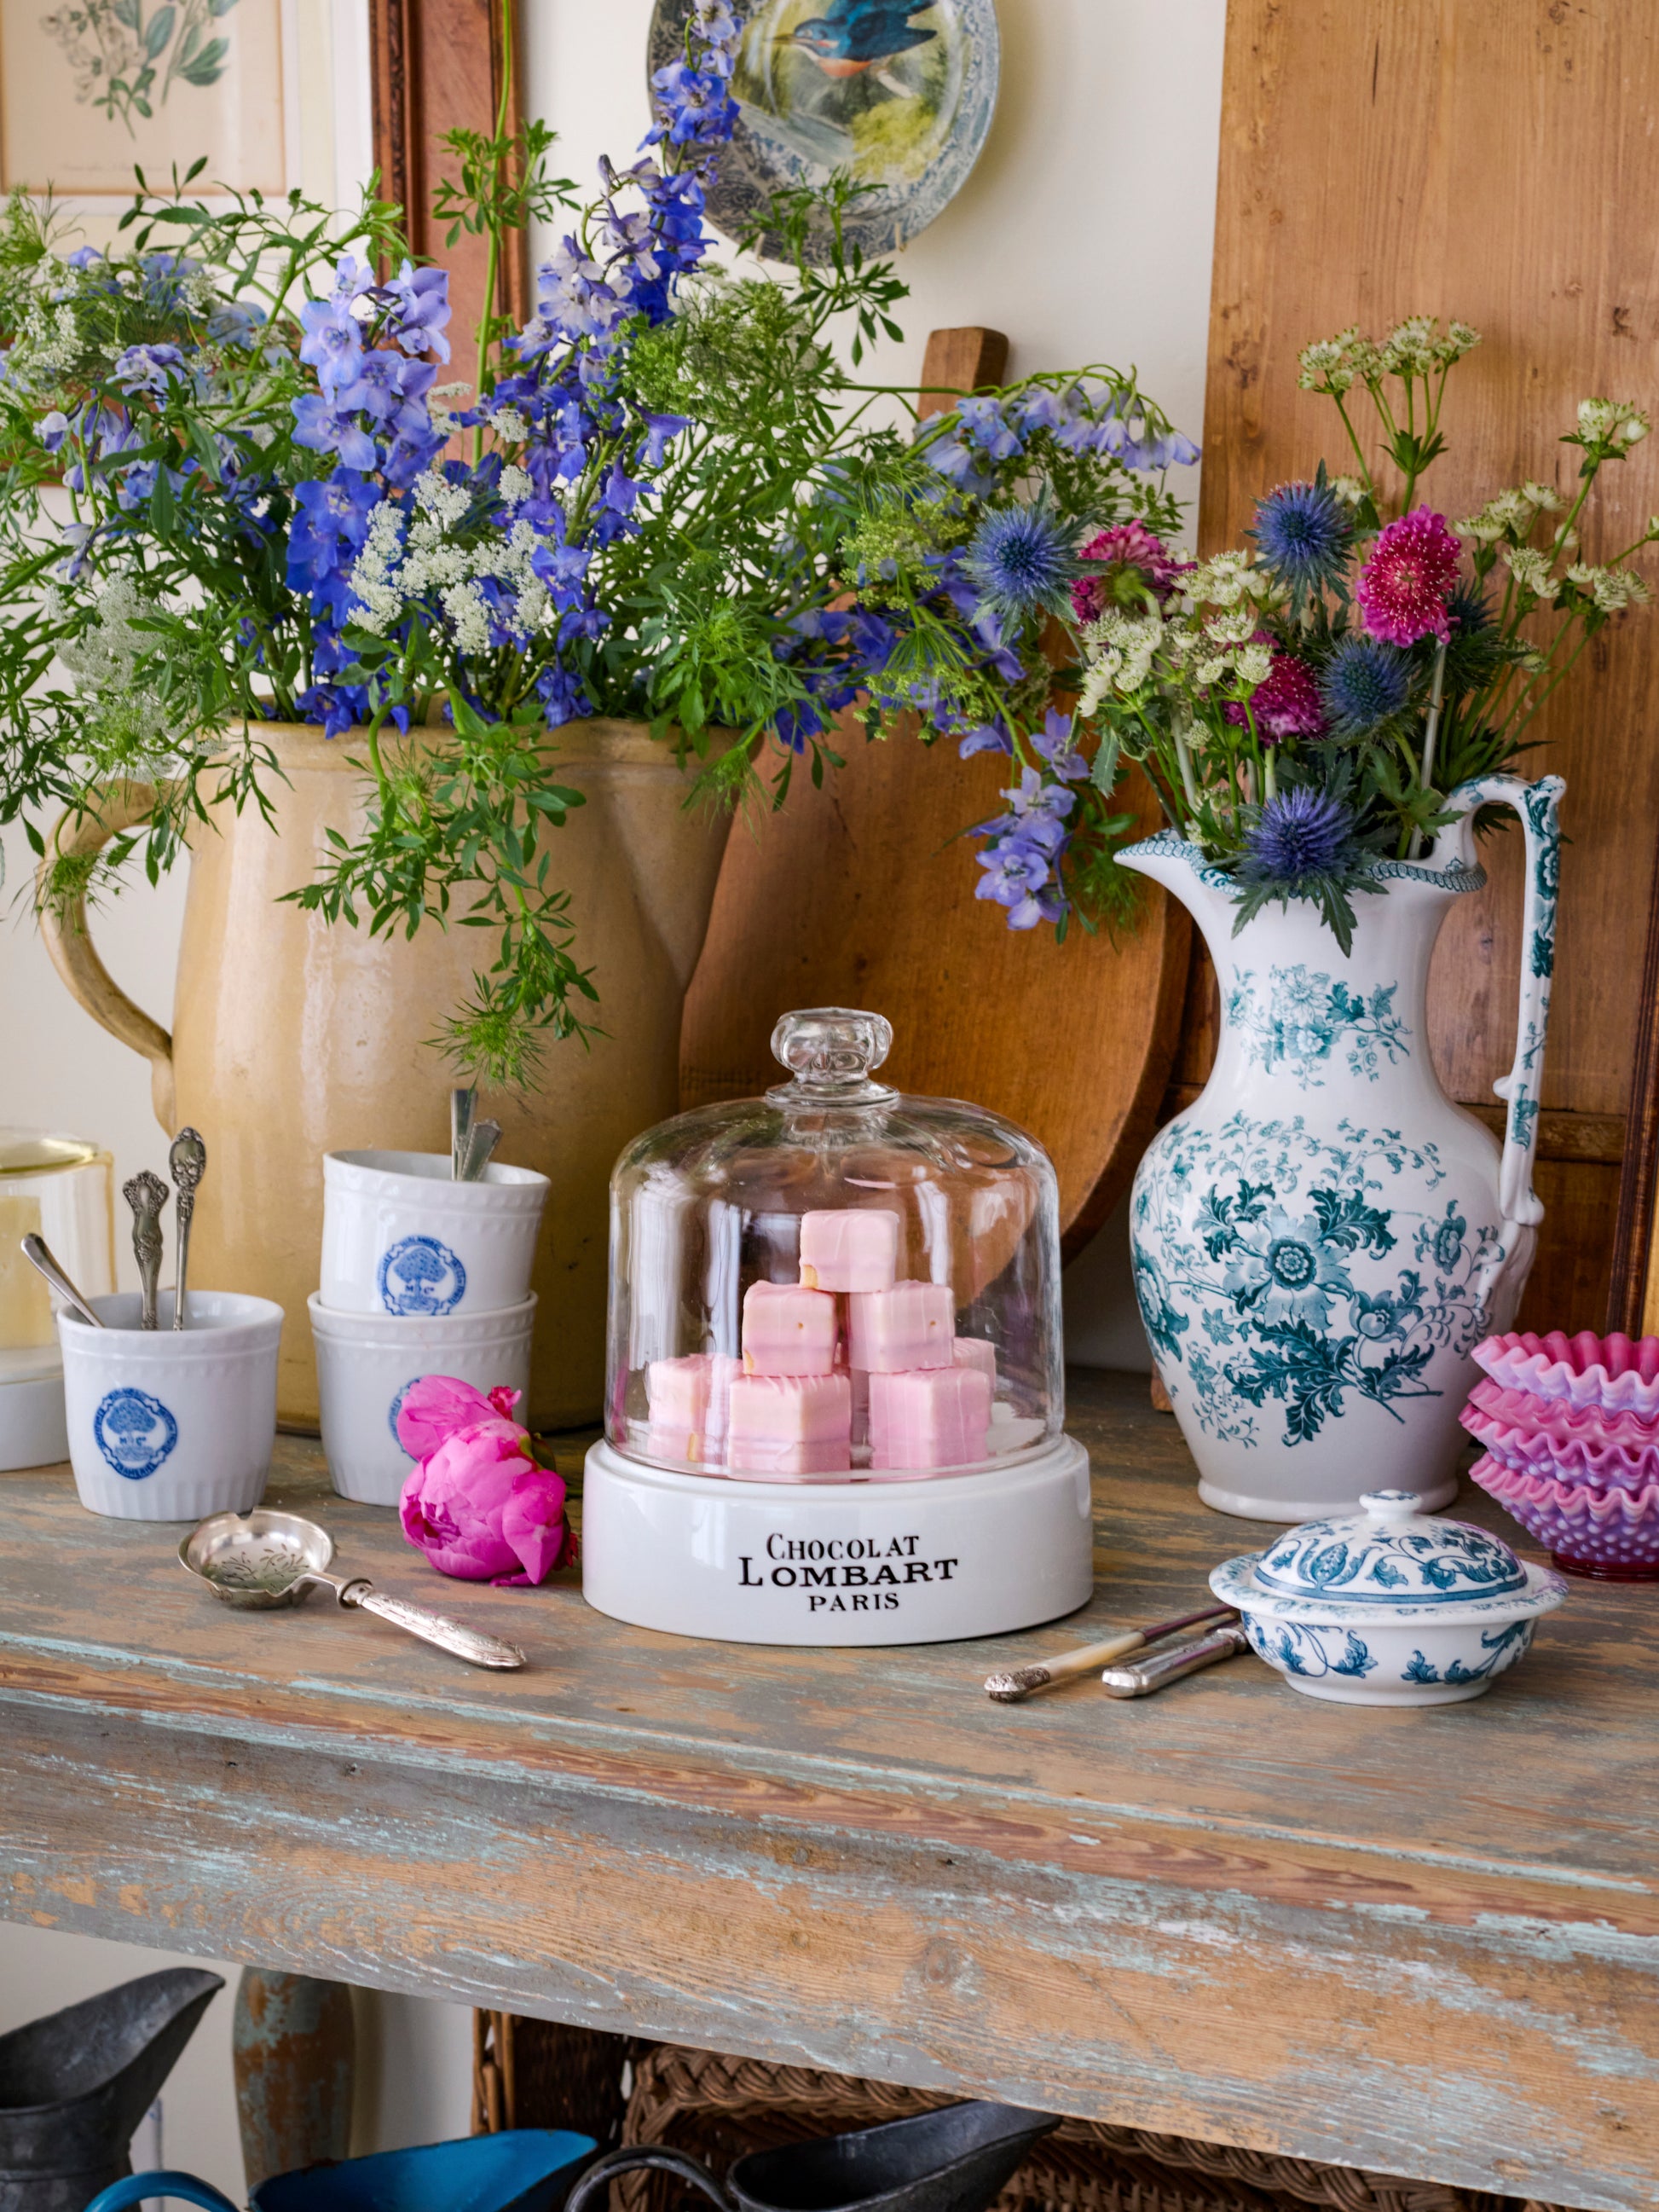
[606,1009,1063,1483]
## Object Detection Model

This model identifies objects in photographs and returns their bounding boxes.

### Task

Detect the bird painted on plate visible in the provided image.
[782,0,938,79]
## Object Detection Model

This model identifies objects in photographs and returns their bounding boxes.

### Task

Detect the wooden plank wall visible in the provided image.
[1194,0,1659,1333]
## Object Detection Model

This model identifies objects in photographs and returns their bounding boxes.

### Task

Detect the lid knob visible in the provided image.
[771,1008,893,1093]
[1361,1489,1423,1525]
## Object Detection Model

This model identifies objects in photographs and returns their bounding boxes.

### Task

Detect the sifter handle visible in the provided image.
[339,1581,526,1669]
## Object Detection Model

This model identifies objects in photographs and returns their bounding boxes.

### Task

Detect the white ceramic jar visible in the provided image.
[309,1291,536,1506]
[321,1150,550,1318]
[1211,1488,1566,1705]
[59,1290,282,1520]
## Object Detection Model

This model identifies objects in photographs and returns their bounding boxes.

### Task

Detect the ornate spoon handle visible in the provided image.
[122,1170,170,1331]
[338,1580,526,1669]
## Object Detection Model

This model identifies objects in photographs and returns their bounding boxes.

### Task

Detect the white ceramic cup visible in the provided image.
[59,1290,282,1520]
[321,1150,550,1320]
[309,1290,536,1507]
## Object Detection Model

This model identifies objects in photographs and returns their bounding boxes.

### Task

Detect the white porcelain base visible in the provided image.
[1199,1472,1459,1524]
[581,1433,1094,1645]
[0,1371,68,1471]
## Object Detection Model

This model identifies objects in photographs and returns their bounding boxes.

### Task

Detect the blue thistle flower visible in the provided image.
[1240,787,1356,884]
[962,498,1078,629]
[1252,472,1356,607]
[1320,634,1412,738]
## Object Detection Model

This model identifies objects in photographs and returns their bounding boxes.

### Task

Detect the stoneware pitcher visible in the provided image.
[1120,773,1563,1521]
[39,721,731,1430]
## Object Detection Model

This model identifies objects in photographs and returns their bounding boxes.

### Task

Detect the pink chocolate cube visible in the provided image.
[799,1208,900,1294]
[870,1365,992,1473]
[847,1279,955,1373]
[742,1279,837,1375]
[954,1336,997,1386]
[702,1352,741,1467]
[645,1352,710,1462]
[726,1373,852,1478]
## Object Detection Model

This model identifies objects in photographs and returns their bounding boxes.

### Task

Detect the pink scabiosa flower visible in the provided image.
[1356,507,1461,646]
[1224,650,1327,741]
[1072,520,1188,623]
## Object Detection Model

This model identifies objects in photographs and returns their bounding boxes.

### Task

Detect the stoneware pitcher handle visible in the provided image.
[35,781,177,1132]
[565,2146,737,2212]
[1437,773,1565,1228]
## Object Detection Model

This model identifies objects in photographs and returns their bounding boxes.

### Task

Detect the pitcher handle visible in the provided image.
[565,2146,737,2212]
[36,781,177,1132]
[84,2174,241,2212]
[1435,773,1565,1227]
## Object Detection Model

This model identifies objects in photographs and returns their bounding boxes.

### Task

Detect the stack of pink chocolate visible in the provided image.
[644,1207,997,1480]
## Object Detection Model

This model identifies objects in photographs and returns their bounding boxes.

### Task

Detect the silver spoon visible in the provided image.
[122,1170,169,1330]
[451,1086,476,1181]
[460,1118,502,1182]
[20,1233,104,1328]
[179,1508,527,1670]
[168,1127,206,1330]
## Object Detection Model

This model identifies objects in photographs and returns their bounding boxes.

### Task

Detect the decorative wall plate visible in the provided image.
[648,0,1000,262]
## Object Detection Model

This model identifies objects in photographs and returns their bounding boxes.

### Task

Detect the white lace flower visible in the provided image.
[500,464,532,507]
[441,580,491,653]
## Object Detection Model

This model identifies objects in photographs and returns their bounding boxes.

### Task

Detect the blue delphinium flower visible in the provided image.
[974,831,1065,929]
[1320,634,1412,738]
[962,499,1078,628]
[1253,474,1355,608]
[1240,787,1356,884]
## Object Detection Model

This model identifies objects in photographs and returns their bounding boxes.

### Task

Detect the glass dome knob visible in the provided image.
[770,1008,893,1094]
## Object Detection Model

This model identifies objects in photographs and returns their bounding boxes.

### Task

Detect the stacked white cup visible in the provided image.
[311,1149,550,1505]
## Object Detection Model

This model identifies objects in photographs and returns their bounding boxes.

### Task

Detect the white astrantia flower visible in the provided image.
[1236,640,1274,686]
[1520,480,1564,512]
[1204,605,1257,647]
[1328,475,1367,509]
[1501,545,1552,595]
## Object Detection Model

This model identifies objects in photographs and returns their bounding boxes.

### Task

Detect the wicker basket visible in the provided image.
[473,2018,1574,2212]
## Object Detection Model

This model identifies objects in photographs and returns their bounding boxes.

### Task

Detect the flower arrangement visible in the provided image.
[995,316,1656,949]
[0,0,1196,1082]
[396,1375,575,1584]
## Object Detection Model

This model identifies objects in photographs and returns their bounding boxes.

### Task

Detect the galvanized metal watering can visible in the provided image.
[565,2103,1061,2212]
[0,1966,223,2212]
[83,2130,595,2212]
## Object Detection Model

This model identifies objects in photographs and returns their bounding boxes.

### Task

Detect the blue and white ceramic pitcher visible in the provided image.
[1121,774,1564,1521]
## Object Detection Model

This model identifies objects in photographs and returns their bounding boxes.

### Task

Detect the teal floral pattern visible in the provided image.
[1132,1112,1504,1448]
[1226,965,1411,1088]
[1240,1613,1534,1686]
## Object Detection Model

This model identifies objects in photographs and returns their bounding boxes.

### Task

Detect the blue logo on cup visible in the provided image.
[388,1377,424,1456]
[378,1236,466,1317]
[93,1387,179,1479]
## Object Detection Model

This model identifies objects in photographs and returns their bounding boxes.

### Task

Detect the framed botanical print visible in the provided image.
[1,0,289,194]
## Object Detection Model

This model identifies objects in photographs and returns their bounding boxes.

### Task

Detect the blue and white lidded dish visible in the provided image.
[1210,1489,1566,1707]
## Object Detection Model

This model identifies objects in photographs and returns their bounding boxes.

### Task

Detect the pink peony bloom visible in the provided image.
[1356,507,1461,646]
[1072,520,1189,623]
[396,1374,523,1461]
[399,1416,575,1586]
[1224,649,1327,740]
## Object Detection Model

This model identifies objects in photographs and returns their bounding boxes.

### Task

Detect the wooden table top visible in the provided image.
[1,1369,1654,2211]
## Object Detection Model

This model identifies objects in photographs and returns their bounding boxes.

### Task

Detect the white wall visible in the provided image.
[0,0,1224,2172]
